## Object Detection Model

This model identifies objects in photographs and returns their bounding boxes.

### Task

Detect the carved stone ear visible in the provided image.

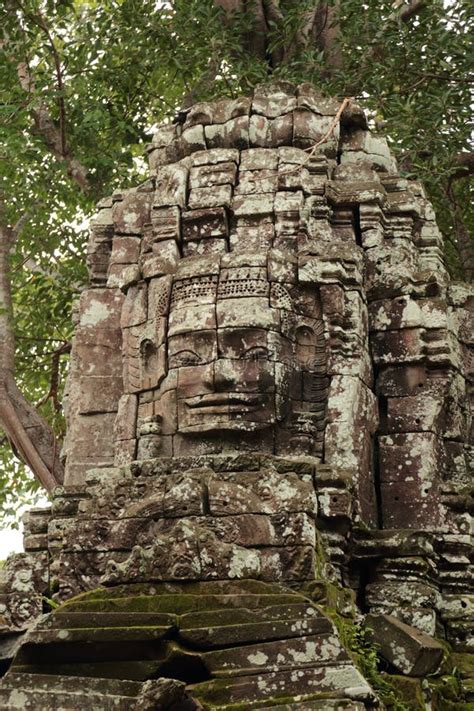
[140,337,157,360]
[139,336,167,390]
[295,325,317,369]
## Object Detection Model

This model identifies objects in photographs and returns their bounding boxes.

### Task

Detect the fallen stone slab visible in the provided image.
[366,613,444,676]
[0,672,143,711]
[179,613,331,649]
[135,678,189,710]
[27,624,174,644]
[259,703,365,711]
[189,664,377,707]
[201,632,349,676]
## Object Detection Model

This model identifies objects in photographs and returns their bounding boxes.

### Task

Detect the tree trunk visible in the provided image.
[0,219,64,492]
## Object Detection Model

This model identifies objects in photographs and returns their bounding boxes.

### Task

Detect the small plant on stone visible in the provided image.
[330,613,411,711]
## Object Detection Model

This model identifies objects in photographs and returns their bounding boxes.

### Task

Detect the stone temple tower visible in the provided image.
[0,82,472,709]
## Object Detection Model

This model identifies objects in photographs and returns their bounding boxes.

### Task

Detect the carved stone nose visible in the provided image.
[213,359,237,391]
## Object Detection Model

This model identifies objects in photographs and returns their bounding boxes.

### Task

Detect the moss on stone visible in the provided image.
[321,609,411,710]
[429,670,469,710]
[61,592,301,616]
[301,580,356,617]
[381,674,424,710]
[190,683,348,710]
[452,652,474,678]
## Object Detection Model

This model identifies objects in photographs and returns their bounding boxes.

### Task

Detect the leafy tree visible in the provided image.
[0,0,472,523]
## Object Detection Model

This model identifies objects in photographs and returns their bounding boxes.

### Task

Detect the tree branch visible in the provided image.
[283,4,318,61]
[35,341,71,412]
[451,151,474,180]
[213,0,285,65]
[445,179,474,282]
[10,2,90,192]
[396,0,427,22]
[299,1,341,78]
[16,1,68,156]
[0,201,64,491]
[17,60,90,192]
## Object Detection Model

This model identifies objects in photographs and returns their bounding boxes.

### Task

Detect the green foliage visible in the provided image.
[42,595,59,611]
[0,0,472,523]
[329,613,411,710]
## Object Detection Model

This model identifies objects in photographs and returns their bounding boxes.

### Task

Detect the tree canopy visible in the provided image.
[0,0,472,523]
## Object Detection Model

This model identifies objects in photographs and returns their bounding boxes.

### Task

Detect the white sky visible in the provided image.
[0,526,24,558]
[0,496,49,561]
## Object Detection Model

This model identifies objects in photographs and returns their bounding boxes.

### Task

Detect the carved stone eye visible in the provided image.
[241,346,270,361]
[170,350,202,367]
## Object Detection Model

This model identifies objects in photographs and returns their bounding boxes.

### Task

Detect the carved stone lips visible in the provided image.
[185,393,261,412]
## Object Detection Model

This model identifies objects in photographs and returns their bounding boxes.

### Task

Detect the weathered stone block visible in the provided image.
[120,283,147,328]
[384,395,443,434]
[234,168,278,195]
[233,192,275,216]
[75,376,123,414]
[78,289,124,331]
[182,237,228,256]
[112,191,152,235]
[140,250,179,279]
[110,236,141,265]
[71,326,122,376]
[252,92,296,118]
[188,184,233,209]
[189,161,237,189]
[249,114,271,147]
[371,327,425,364]
[180,123,206,154]
[191,148,239,166]
[114,394,138,441]
[240,148,278,170]
[366,614,444,676]
[205,116,250,150]
[153,164,188,207]
[182,208,228,242]
[293,108,339,155]
[150,205,181,241]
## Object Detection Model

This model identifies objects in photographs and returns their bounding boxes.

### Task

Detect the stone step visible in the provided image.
[190,664,377,707]
[12,660,163,681]
[63,592,300,614]
[0,673,142,711]
[48,602,322,632]
[15,632,349,682]
[179,602,324,629]
[67,579,293,602]
[44,611,178,629]
[1,672,142,696]
[26,624,173,645]
[0,686,134,710]
[179,614,331,648]
[259,702,366,710]
[200,633,349,676]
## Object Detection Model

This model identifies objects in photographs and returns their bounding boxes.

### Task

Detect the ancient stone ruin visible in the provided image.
[0,82,472,709]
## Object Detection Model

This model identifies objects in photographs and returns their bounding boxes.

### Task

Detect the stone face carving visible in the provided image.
[128,257,327,459]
